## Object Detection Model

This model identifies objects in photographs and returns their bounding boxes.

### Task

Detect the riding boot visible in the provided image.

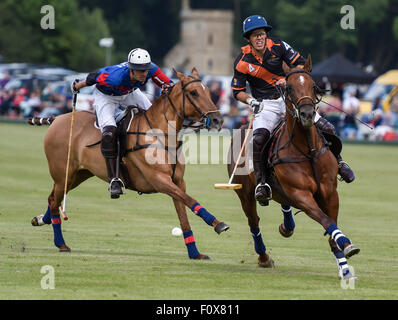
[104,158,124,198]
[316,118,355,183]
[101,126,124,199]
[253,128,272,206]
[336,154,355,183]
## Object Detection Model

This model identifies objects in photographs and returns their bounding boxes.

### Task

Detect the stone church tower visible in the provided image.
[164,0,234,75]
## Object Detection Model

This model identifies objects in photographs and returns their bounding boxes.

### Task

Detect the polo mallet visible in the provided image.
[59,92,78,220]
[214,114,254,190]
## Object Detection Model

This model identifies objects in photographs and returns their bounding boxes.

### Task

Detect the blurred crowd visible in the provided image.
[0,70,74,119]
[1,66,398,142]
[317,84,398,142]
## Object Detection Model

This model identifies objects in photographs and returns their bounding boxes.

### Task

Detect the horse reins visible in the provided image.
[282,70,322,119]
[164,77,218,129]
[273,70,327,197]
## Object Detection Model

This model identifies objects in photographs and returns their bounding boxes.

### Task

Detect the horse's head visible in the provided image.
[170,68,223,131]
[284,55,321,129]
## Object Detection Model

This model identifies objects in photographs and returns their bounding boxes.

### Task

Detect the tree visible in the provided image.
[0,0,110,71]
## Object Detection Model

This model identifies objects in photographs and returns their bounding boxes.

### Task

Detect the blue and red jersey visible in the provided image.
[95,62,171,96]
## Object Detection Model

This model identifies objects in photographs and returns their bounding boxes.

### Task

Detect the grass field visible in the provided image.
[0,122,397,300]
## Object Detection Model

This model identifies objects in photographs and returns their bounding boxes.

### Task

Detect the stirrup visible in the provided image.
[255,183,272,200]
[109,178,125,196]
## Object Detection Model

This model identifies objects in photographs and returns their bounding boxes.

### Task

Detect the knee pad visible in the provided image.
[253,128,270,151]
[101,126,117,158]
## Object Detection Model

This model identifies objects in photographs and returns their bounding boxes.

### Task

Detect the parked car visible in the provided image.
[43,73,95,112]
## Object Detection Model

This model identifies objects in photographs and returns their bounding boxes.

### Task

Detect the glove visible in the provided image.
[71,79,80,94]
[247,97,263,114]
[161,82,174,95]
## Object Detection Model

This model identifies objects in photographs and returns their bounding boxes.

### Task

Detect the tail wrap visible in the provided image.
[27,116,55,126]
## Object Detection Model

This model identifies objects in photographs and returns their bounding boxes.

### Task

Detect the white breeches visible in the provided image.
[253,96,321,132]
[93,87,152,132]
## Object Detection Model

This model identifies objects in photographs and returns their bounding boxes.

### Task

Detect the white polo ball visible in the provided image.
[171,227,182,237]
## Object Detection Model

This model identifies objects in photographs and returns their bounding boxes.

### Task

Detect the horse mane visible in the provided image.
[144,80,182,119]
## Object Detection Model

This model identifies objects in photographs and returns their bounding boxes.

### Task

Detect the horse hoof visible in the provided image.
[258,254,275,268]
[58,244,71,252]
[31,215,44,226]
[343,244,360,259]
[195,254,210,260]
[279,223,294,238]
[214,222,230,234]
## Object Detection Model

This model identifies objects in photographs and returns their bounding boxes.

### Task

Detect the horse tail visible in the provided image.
[27,116,56,126]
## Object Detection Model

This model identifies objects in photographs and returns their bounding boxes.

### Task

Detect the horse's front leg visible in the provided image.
[147,169,229,233]
[171,178,210,260]
[288,188,359,259]
[323,188,358,280]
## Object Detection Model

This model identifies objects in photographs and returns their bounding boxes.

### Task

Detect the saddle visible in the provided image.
[90,105,182,194]
[93,106,140,154]
[92,106,142,192]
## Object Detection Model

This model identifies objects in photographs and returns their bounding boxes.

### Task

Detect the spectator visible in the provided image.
[39,94,63,117]
[342,90,360,139]
[225,100,241,130]
[370,108,384,128]
[0,71,10,89]
[11,88,28,118]
[0,89,12,115]
[382,110,398,129]
[319,92,343,136]
[372,97,383,111]
[20,90,41,117]
[209,81,222,107]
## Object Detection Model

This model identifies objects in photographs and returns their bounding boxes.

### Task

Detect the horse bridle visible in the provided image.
[165,77,218,129]
[276,70,327,196]
[282,70,323,119]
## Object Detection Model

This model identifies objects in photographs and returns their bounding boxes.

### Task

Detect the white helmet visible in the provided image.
[127,48,151,70]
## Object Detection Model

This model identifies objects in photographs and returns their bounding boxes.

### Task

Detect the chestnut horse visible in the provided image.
[228,56,360,280]
[30,68,229,259]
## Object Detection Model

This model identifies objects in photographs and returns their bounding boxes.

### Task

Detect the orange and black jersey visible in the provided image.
[231,37,306,100]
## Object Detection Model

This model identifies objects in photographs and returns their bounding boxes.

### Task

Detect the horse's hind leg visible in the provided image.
[32,170,93,252]
[279,204,295,238]
[234,177,274,268]
[43,182,71,252]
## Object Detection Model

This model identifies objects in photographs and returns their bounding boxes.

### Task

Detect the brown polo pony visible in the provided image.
[228,56,360,280]
[30,68,229,259]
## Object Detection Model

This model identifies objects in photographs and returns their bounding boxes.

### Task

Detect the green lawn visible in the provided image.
[0,122,397,300]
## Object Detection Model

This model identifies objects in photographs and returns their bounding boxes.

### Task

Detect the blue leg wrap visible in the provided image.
[51,214,65,247]
[250,228,266,255]
[183,230,200,259]
[326,224,351,251]
[191,202,215,226]
[42,205,52,224]
[281,204,295,231]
